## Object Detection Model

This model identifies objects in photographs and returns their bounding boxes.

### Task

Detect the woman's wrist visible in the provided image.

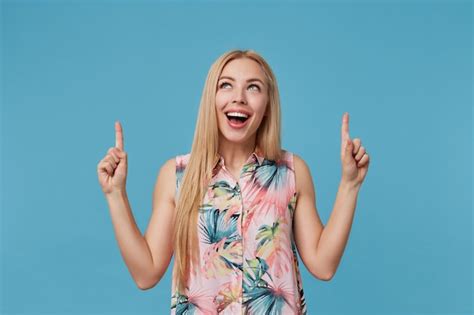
[105,188,128,200]
[339,179,361,192]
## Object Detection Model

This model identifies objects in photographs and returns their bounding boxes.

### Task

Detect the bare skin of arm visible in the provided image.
[141,157,177,289]
[292,153,329,281]
[293,153,360,281]
[105,157,176,290]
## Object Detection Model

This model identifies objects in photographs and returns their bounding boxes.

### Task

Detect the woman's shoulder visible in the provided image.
[280,149,311,180]
[283,149,308,169]
[279,148,299,163]
[175,152,191,165]
[174,152,191,182]
[158,152,190,173]
[287,150,313,194]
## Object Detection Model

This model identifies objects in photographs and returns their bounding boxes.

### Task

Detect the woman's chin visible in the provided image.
[219,130,255,145]
[221,135,247,144]
[217,120,258,144]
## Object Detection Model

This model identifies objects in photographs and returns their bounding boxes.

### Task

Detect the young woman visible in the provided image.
[97,49,370,314]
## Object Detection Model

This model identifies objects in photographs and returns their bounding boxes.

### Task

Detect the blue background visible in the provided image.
[2,0,472,314]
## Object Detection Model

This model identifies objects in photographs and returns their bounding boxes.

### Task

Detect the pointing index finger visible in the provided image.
[341,112,350,142]
[115,121,124,150]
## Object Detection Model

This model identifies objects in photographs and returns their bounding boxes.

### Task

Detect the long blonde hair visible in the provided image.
[172,49,283,293]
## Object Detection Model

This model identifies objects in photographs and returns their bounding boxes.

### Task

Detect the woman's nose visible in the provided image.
[232,87,247,104]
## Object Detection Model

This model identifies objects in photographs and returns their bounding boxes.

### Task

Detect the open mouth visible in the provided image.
[226,114,249,124]
[225,111,251,124]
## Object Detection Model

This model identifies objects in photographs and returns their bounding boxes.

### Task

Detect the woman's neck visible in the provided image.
[218,138,257,170]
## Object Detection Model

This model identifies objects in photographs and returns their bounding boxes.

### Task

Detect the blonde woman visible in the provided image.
[97,49,370,314]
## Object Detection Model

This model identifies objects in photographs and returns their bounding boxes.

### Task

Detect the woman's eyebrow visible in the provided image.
[218,76,265,85]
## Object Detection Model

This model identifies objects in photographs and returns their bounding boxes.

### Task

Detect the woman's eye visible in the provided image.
[249,84,260,91]
[219,82,260,91]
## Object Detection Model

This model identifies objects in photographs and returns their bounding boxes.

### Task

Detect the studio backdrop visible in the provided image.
[2,0,472,314]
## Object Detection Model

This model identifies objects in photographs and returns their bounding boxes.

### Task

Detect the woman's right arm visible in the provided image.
[105,157,176,290]
[98,122,176,290]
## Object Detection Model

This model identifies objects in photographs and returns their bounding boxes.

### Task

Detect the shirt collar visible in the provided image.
[213,149,265,171]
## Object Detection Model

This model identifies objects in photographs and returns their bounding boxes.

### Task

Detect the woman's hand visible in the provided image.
[340,112,370,187]
[97,121,128,195]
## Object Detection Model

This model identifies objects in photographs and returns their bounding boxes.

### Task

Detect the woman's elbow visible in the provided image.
[318,271,335,281]
[308,267,335,281]
[136,272,163,290]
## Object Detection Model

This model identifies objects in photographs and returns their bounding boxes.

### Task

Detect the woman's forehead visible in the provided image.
[220,58,265,80]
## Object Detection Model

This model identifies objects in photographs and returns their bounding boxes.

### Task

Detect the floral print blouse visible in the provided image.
[171,149,307,314]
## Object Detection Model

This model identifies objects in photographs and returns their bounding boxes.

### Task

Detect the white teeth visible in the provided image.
[226,111,249,118]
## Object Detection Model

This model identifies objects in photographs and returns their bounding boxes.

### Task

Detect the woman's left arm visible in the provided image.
[293,112,370,281]
[319,112,371,279]
[314,180,360,280]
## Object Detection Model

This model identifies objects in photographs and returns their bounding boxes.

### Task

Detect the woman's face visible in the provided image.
[215,57,269,146]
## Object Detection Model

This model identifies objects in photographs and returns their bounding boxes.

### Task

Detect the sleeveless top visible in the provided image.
[170,149,308,314]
